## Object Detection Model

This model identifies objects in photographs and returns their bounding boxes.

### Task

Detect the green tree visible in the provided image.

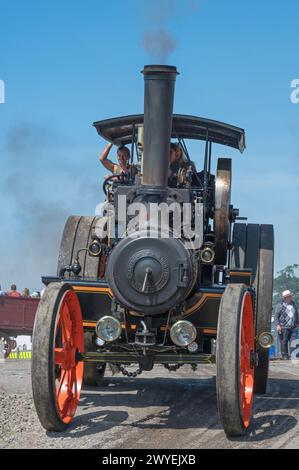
[273,264,299,307]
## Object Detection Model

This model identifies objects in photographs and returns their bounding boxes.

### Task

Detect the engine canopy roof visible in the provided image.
[93,114,246,153]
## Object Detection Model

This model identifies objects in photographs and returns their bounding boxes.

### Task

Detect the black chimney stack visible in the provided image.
[141,65,179,189]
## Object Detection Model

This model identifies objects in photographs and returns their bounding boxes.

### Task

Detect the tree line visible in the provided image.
[273,264,299,306]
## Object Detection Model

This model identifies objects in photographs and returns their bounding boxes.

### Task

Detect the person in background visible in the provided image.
[7,284,22,298]
[275,290,299,360]
[168,142,196,181]
[30,291,41,299]
[0,284,5,296]
[22,288,30,297]
[169,142,188,178]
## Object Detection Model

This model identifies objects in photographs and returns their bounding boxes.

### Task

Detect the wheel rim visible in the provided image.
[239,292,254,427]
[54,290,84,424]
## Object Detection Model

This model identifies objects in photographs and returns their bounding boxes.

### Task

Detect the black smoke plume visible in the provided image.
[0,124,97,292]
[142,0,198,63]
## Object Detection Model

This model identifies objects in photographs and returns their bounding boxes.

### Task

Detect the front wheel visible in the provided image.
[31,283,84,432]
[216,284,255,437]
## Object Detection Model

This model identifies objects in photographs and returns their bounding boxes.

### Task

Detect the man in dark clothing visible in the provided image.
[275,290,298,359]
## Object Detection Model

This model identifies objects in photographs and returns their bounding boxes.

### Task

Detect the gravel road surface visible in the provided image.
[0,360,299,449]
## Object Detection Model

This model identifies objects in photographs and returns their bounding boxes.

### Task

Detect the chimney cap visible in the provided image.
[142,65,179,76]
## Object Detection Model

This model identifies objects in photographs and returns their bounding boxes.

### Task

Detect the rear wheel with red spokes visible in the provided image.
[31,283,84,431]
[216,284,255,437]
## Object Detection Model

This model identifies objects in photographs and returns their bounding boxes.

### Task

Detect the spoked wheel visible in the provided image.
[31,283,84,432]
[9,339,17,351]
[216,284,255,437]
[0,333,12,359]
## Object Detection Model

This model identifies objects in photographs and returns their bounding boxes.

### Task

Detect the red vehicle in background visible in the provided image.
[0,296,39,357]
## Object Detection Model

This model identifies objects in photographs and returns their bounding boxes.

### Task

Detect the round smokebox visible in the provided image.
[106,230,196,315]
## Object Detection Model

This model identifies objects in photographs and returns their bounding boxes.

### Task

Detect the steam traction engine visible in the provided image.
[31,66,274,437]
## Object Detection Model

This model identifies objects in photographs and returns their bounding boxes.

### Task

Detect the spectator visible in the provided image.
[22,288,30,297]
[275,290,299,360]
[30,291,41,299]
[7,284,22,298]
[0,284,5,296]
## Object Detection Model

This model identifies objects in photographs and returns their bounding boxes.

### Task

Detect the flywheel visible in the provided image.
[214,158,232,265]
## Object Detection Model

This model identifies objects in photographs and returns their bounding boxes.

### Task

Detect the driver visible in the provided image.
[99,143,133,178]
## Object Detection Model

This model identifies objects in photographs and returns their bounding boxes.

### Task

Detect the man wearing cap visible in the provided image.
[274,290,299,360]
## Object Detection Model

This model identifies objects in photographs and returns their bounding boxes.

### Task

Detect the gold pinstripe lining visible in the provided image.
[72,286,113,298]
[184,293,222,317]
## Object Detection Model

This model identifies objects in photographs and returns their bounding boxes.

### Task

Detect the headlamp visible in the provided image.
[170,320,197,347]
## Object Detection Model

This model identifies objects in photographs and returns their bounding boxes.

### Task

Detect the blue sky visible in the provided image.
[0,0,298,291]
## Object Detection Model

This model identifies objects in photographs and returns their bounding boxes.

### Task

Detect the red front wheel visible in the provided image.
[31,283,84,431]
[216,284,255,437]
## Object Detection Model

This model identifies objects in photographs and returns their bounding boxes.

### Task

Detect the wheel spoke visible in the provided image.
[54,348,66,366]
[61,302,72,342]
[67,368,73,392]
[57,369,74,420]
[60,396,72,419]
[59,307,68,342]
[56,369,67,398]
[72,367,78,398]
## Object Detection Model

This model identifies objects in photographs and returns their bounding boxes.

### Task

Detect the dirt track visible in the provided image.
[0,360,299,449]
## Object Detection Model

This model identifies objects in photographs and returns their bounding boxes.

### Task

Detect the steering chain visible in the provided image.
[112,363,143,378]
